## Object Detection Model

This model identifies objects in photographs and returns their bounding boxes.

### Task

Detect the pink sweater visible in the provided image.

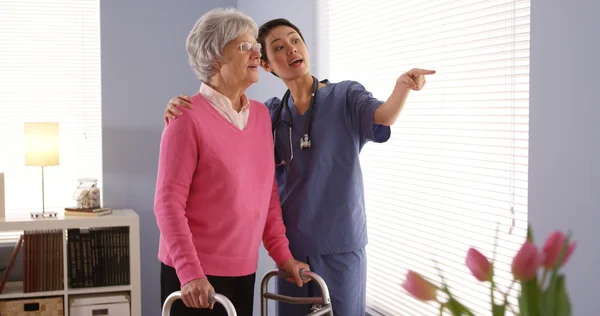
[154,93,293,287]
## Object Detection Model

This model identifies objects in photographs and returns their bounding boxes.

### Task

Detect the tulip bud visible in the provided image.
[466,248,492,282]
[511,241,542,281]
[401,270,437,301]
[542,231,576,269]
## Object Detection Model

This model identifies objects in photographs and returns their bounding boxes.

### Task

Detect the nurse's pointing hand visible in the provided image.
[397,68,436,91]
[280,258,311,287]
[164,94,193,125]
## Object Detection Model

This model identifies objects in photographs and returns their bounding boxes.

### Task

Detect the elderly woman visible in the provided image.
[154,8,309,316]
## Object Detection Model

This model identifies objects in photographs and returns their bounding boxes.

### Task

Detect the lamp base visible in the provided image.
[30,211,58,219]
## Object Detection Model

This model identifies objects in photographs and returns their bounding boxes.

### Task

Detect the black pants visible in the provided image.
[160,263,255,316]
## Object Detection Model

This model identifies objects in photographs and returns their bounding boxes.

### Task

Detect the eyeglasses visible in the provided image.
[239,42,262,53]
[273,118,293,167]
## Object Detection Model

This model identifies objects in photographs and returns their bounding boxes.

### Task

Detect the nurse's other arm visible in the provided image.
[373,68,436,126]
[164,94,193,125]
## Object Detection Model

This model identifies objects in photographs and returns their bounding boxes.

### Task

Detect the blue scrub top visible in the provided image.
[265,80,391,256]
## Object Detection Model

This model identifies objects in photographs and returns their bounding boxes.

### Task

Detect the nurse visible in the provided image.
[162,18,434,316]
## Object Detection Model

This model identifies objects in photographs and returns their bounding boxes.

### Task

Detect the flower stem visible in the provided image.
[507,302,519,316]
[540,269,548,288]
[491,278,496,305]
[503,279,516,303]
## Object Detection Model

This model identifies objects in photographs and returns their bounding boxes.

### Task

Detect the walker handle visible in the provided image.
[260,269,333,316]
[161,291,237,316]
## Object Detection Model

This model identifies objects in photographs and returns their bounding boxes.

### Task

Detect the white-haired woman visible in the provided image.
[154,8,309,316]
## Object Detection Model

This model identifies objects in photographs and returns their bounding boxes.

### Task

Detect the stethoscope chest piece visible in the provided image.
[300,134,311,150]
[273,76,321,157]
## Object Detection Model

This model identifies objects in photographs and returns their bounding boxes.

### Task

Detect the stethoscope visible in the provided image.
[272,76,320,166]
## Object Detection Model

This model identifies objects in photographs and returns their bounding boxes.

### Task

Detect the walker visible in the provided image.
[161,291,238,316]
[161,269,333,316]
[260,269,333,316]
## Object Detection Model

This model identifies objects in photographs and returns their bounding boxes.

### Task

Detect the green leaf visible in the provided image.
[555,275,572,316]
[541,274,558,315]
[444,297,474,316]
[445,298,464,315]
[540,274,571,316]
[518,277,539,316]
[492,303,506,316]
[440,284,474,316]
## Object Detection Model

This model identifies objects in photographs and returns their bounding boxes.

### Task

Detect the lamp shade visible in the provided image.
[24,122,60,166]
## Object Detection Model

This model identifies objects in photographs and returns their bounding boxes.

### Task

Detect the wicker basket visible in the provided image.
[0,296,64,316]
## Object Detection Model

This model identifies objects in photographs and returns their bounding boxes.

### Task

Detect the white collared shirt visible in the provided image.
[199,83,250,130]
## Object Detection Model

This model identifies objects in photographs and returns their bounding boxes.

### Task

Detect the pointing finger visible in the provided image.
[411,69,436,75]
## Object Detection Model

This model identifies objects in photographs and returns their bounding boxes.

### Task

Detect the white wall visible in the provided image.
[528,0,600,314]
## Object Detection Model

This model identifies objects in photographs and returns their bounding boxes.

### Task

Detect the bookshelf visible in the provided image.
[0,209,141,316]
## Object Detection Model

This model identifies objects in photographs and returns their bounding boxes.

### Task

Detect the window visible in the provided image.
[316,0,530,314]
[0,0,102,239]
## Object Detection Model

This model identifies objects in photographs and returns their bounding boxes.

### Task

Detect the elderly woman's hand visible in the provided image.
[280,258,311,287]
[181,277,215,309]
[164,94,193,125]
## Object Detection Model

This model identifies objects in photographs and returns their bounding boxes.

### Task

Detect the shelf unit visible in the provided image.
[0,209,141,316]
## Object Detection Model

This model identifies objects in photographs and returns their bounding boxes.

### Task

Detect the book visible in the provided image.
[65,209,113,217]
[0,234,23,294]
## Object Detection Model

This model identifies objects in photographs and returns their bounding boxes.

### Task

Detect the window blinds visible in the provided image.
[0,0,102,240]
[316,0,530,314]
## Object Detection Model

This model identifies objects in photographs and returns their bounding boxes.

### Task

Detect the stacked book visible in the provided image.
[64,207,112,217]
[67,227,130,288]
[23,230,64,293]
[0,230,64,294]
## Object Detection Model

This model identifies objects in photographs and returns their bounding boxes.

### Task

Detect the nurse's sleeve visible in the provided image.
[262,176,294,267]
[346,81,392,143]
[264,97,284,163]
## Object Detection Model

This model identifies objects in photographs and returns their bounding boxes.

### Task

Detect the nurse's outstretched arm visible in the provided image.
[373,68,436,126]
[164,94,193,125]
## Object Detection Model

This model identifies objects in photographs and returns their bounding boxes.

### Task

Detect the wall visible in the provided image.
[100,1,235,316]
[528,0,599,315]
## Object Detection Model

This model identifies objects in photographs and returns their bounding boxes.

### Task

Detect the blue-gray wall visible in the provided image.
[100,1,235,316]
[528,0,600,314]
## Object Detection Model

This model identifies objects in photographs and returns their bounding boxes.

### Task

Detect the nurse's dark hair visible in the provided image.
[258,18,305,77]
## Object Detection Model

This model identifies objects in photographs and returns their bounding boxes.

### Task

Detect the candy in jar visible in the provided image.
[74,178,101,209]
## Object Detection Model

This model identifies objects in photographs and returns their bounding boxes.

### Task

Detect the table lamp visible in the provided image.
[24,122,60,218]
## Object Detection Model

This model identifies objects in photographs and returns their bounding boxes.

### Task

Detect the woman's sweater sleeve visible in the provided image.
[154,112,205,286]
[262,176,294,267]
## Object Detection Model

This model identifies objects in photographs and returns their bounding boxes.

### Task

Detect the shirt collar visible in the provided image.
[199,83,250,112]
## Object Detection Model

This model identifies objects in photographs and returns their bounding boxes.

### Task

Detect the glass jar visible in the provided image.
[74,178,101,209]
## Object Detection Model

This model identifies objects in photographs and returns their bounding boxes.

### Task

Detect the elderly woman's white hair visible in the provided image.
[186,8,258,83]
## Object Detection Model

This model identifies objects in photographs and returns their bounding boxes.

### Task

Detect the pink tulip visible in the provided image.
[511,241,542,281]
[542,231,576,269]
[401,270,437,301]
[466,248,492,282]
